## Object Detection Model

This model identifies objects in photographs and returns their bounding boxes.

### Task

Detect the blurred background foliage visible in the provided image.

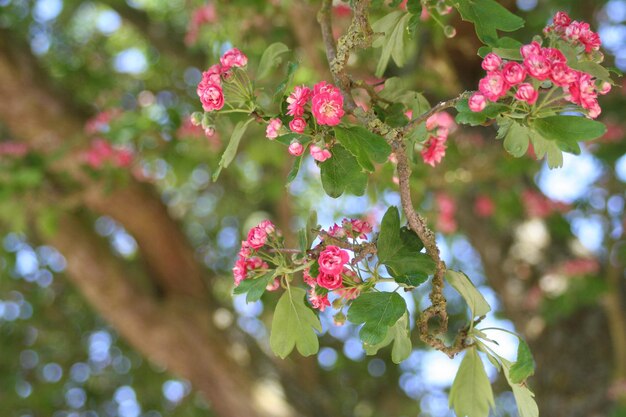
[0,0,625,417]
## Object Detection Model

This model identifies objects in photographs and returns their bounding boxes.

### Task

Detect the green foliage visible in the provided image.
[256,42,290,80]
[363,313,412,363]
[372,11,412,76]
[502,359,539,417]
[334,126,391,172]
[377,206,436,287]
[212,119,254,181]
[453,0,525,45]
[347,291,407,345]
[445,270,491,319]
[320,145,368,198]
[455,99,507,126]
[532,116,607,143]
[233,272,275,303]
[270,287,322,358]
[449,347,495,417]
[509,338,536,384]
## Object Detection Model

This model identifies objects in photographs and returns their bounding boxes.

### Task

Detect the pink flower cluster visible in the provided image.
[0,141,28,158]
[469,13,607,118]
[284,81,344,130]
[421,112,455,167]
[233,220,276,286]
[324,218,373,240]
[544,11,601,54]
[83,139,133,169]
[197,48,248,112]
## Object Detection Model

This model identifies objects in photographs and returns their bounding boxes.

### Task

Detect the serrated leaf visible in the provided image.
[347,292,407,345]
[377,207,435,287]
[509,338,535,384]
[445,270,491,318]
[212,118,254,181]
[449,347,495,417]
[528,130,563,169]
[270,287,322,358]
[454,0,525,45]
[363,313,412,363]
[233,272,275,303]
[320,145,368,198]
[502,359,539,417]
[334,126,391,172]
[532,115,607,142]
[257,42,290,80]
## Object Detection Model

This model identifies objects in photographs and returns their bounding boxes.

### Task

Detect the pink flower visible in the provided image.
[318,245,349,275]
[258,220,276,235]
[343,218,372,239]
[289,117,307,133]
[286,85,312,117]
[185,4,217,45]
[309,289,330,311]
[317,272,343,290]
[541,48,566,64]
[478,72,509,101]
[247,226,267,249]
[238,241,252,258]
[265,118,282,139]
[246,256,267,271]
[474,195,495,217]
[220,48,248,70]
[266,278,281,292]
[524,54,551,80]
[310,144,332,162]
[311,82,345,125]
[550,63,577,86]
[233,258,247,286]
[515,83,539,105]
[326,223,345,238]
[436,193,457,234]
[468,92,487,112]
[114,149,134,167]
[565,21,587,41]
[599,81,612,95]
[288,141,304,156]
[520,41,542,59]
[303,268,317,287]
[481,53,502,72]
[502,61,527,85]
[553,11,571,28]
[580,30,601,53]
[197,65,222,92]
[198,84,225,112]
[421,136,447,167]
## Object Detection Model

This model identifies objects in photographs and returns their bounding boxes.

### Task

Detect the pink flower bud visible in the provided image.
[289,117,307,133]
[288,141,304,156]
[468,92,487,112]
[502,61,527,85]
[310,144,332,162]
[265,118,282,139]
[515,83,539,105]
[481,53,502,72]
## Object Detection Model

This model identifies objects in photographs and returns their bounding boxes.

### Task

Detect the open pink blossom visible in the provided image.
[309,289,330,311]
[553,11,571,28]
[478,72,508,101]
[481,53,502,72]
[520,41,542,59]
[289,117,307,133]
[198,84,224,112]
[550,63,577,86]
[310,144,332,162]
[265,118,282,139]
[233,258,247,286]
[288,141,304,156]
[318,245,349,275]
[246,226,267,249]
[220,48,248,70]
[421,137,447,167]
[524,54,551,80]
[515,83,539,105]
[286,85,312,116]
[258,220,275,235]
[502,61,527,85]
[316,272,343,290]
[468,92,487,112]
[311,90,345,125]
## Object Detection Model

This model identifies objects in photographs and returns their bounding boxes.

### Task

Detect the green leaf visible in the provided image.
[320,145,368,198]
[257,42,290,80]
[502,359,539,417]
[372,11,411,76]
[455,99,507,126]
[270,287,322,358]
[528,130,564,169]
[233,272,275,303]
[509,338,535,384]
[449,347,495,417]
[212,118,254,181]
[503,121,530,157]
[445,270,491,318]
[363,313,412,364]
[569,60,613,83]
[286,154,303,183]
[347,292,407,345]
[453,0,524,45]
[532,116,607,142]
[377,207,435,287]
[334,126,391,172]
[273,61,299,102]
